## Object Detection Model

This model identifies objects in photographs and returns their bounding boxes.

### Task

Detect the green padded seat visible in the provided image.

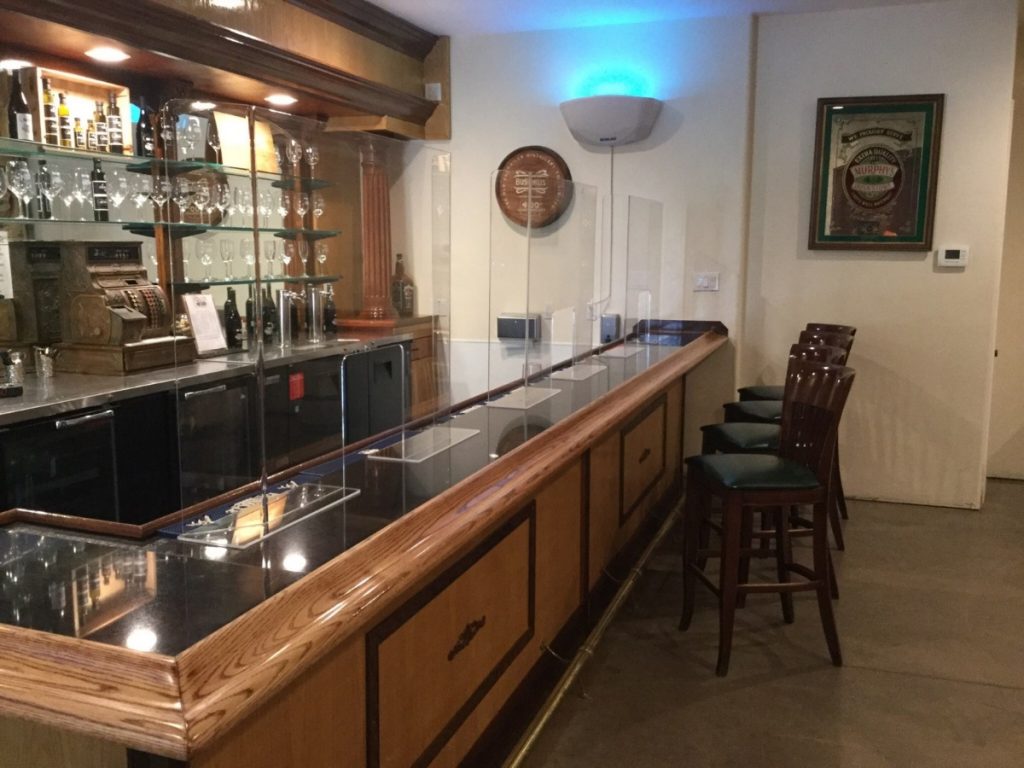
[702,422,780,452]
[737,384,784,401]
[686,454,819,491]
[723,399,783,423]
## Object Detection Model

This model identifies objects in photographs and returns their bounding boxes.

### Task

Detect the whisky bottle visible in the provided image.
[41,77,58,145]
[94,101,109,152]
[106,92,123,154]
[90,158,109,222]
[224,288,243,349]
[134,98,155,157]
[57,93,73,148]
[245,290,255,342]
[73,117,85,150]
[7,70,33,141]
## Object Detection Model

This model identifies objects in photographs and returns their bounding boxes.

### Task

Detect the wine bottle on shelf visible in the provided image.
[57,93,73,148]
[390,253,406,314]
[86,119,98,152]
[262,287,276,342]
[224,288,243,349]
[322,285,336,336]
[106,93,123,155]
[35,160,52,220]
[7,70,33,141]
[245,289,255,343]
[41,77,58,145]
[94,101,108,152]
[134,98,155,157]
[90,159,108,222]
[73,117,85,150]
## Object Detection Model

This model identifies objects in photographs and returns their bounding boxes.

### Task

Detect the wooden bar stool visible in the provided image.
[737,324,856,402]
[680,360,855,676]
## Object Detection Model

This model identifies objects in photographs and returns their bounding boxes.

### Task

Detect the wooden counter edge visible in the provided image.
[0,333,728,759]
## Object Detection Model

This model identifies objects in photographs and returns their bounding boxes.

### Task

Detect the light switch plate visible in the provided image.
[694,272,720,292]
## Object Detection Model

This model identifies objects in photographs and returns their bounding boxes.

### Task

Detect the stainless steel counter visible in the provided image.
[0,334,411,427]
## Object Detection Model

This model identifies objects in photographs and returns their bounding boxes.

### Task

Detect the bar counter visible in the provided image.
[0,329,729,767]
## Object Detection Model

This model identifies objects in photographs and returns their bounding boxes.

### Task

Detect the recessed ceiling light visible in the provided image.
[210,0,246,8]
[265,93,298,107]
[191,101,217,111]
[85,46,130,63]
[0,59,32,71]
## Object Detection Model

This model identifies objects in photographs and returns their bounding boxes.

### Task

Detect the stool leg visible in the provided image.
[835,446,849,520]
[736,509,753,608]
[827,548,839,600]
[775,506,794,624]
[828,494,845,551]
[716,495,742,676]
[812,500,842,666]
[679,481,703,632]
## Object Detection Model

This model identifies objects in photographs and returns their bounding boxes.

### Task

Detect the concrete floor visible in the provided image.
[522,479,1024,767]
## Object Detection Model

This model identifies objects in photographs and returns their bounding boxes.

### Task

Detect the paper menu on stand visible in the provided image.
[182,293,228,356]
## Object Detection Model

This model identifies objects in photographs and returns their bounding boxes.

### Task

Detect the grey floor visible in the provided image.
[521,479,1024,767]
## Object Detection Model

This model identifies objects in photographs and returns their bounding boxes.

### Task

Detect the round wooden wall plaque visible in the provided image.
[495,146,573,228]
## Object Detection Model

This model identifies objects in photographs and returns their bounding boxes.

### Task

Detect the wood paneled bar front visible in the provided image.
[0,331,728,767]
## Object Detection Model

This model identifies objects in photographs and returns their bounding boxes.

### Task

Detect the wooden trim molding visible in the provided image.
[1,0,437,123]
[0,331,728,759]
[286,0,439,59]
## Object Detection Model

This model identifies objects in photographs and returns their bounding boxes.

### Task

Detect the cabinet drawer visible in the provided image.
[620,396,667,522]
[409,333,433,361]
[368,505,535,768]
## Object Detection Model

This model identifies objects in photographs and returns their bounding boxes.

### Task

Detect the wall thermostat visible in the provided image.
[936,247,968,268]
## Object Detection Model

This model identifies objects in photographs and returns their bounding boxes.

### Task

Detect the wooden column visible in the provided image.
[358,140,396,321]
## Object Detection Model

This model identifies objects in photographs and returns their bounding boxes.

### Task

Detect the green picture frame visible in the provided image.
[808,94,944,251]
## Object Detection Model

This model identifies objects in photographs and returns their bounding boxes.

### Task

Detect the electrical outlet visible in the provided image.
[694,272,720,292]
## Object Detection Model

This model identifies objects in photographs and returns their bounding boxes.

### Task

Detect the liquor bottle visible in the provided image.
[245,290,255,343]
[224,288,243,349]
[322,284,336,336]
[134,98,155,157]
[94,101,108,152]
[57,93,73,148]
[73,117,85,150]
[41,77,58,145]
[390,253,408,314]
[106,93,123,155]
[261,287,276,342]
[7,70,33,141]
[401,280,415,318]
[90,158,108,222]
[34,160,52,220]
[86,119,98,151]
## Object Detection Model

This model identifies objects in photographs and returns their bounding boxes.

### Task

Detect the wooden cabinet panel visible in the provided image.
[0,715,126,768]
[368,506,535,768]
[620,395,667,523]
[588,433,622,589]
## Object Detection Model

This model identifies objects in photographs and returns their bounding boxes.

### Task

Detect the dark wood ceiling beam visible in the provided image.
[286,0,439,60]
[1,0,437,123]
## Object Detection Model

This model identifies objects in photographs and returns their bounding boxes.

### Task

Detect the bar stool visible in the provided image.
[680,360,855,676]
[737,324,856,402]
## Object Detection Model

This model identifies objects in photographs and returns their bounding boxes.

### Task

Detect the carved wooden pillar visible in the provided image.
[358,140,396,320]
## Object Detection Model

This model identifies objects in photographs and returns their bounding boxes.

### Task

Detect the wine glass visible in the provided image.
[295,192,309,218]
[180,242,192,282]
[213,181,231,223]
[207,121,221,165]
[219,240,235,280]
[172,178,191,224]
[194,179,211,225]
[71,169,92,221]
[60,173,76,218]
[285,139,303,170]
[198,241,213,281]
[315,241,328,272]
[281,241,294,275]
[312,192,324,221]
[183,117,202,160]
[7,161,34,219]
[242,239,256,278]
[108,171,129,218]
[257,190,273,229]
[234,188,252,226]
[304,144,319,178]
[131,175,152,211]
[40,168,65,219]
[159,113,177,158]
[262,240,276,277]
[276,191,289,220]
[149,177,172,219]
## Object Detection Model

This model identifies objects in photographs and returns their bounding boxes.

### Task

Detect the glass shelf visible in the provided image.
[270,176,332,192]
[0,136,141,166]
[170,274,340,289]
[274,228,339,241]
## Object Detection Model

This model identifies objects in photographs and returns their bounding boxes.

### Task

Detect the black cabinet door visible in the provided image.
[342,350,371,444]
[261,368,291,474]
[0,409,119,521]
[177,375,254,507]
[114,392,180,525]
[289,356,343,465]
[342,344,408,445]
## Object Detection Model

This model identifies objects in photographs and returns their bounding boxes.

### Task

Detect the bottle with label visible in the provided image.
[34,160,52,220]
[245,290,255,343]
[86,119,98,151]
[134,98,155,157]
[106,92,123,154]
[90,159,108,222]
[391,253,411,315]
[94,101,108,152]
[57,93,73,148]
[224,288,243,349]
[73,117,85,150]
[322,285,336,336]
[261,287,276,342]
[7,70,33,142]
[41,77,58,145]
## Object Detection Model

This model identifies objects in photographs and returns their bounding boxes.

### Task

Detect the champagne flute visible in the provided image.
[172,178,191,224]
[298,240,309,278]
[219,240,235,280]
[257,190,273,229]
[281,241,294,276]
[315,241,328,272]
[242,239,255,278]
[262,240,276,277]
[312,192,324,221]
[198,241,213,281]
[304,144,319,178]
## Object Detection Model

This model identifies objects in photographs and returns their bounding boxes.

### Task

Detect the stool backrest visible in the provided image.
[806,322,857,337]
[779,360,856,485]
[798,330,854,355]
[789,343,848,366]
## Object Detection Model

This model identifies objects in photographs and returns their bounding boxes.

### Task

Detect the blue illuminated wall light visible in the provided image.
[570,68,656,100]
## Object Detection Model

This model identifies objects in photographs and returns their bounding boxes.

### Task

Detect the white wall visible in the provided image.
[444,16,754,344]
[744,0,1017,508]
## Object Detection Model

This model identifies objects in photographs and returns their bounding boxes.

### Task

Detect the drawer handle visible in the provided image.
[184,384,228,401]
[447,615,486,661]
[639,447,651,464]
[55,409,114,430]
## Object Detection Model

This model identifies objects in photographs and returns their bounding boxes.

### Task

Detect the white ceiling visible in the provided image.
[373,0,938,36]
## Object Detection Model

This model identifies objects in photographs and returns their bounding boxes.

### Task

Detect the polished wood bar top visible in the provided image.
[0,332,727,760]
